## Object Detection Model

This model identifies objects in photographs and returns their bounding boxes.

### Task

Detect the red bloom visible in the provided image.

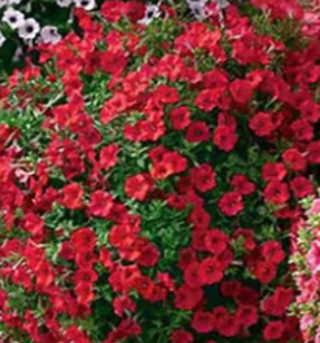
[185,121,210,143]
[236,305,258,328]
[24,213,45,237]
[229,79,254,106]
[249,112,275,137]
[113,295,136,317]
[121,1,145,22]
[62,183,84,210]
[101,1,123,22]
[174,285,203,310]
[100,144,120,170]
[263,321,284,341]
[217,314,240,337]
[178,249,197,272]
[261,287,293,316]
[205,229,228,255]
[291,119,314,141]
[87,190,114,218]
[191,311,214,333]
[71,227,96,253]
[290,176,314,199]
[189,206,211,230]
[34,261,55,289]
[151,151,187,179]
[282,148,306,172]
[213,125,238,152]
[230,174,256,195]
[218,191,244,216]
[169,106,191,130]
[307,141,320,164]
[155,84,180,104]
[261,240,285,264]
[99,247,114,270]
[171,330,194,343]
[137,243,160,268]
[191,164,216,192]
[192,230,208,252]
[125,173,154,201]
[184,262,203,288]
[264,181,290,204]
[262,162,287,182]
[74,268,98,285]
[254,261,277,284]
[195,89,223,112]
[199,257,223,285]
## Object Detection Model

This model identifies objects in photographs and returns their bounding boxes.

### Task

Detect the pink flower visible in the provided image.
[308,199,320,215]
[300,314,314,333]
[307,241,320,274]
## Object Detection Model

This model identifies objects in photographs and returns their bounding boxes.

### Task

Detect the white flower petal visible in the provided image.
[40,26,61,44]
[2,7,25,29]
[18,18,40,41]
[56,0,73,8]
[74,0,96,11]
[0,31,6,47]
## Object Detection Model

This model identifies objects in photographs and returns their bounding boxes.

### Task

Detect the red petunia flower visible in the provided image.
[185,121,210,143]
[195,89,223,112]
[264,181,290,204]
[229,79,254,106]
[282,148,306,172]
[230,174,256,195]
[71,227,96,253]
[174,285,203,310]
[199,257,223,285]
[191,311,214,333]
[249,112,275,137]
[62,183,84,210]
[213,125,238,152]
[254,261,277,284]
[262,162,287,182]
[218,191,244,216]
[290,176,314,199]
[191,164,216,192]
[184,262,203,288]
[125,173,154,201]
[137,243,160,268]
[100,144,120,170]
[87,190,114,218]
[205,229,228,255]
[263,321,284,341]
[171,330,194,343]
[169,106,191,131]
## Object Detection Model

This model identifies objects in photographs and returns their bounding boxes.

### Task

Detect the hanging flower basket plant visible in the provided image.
[0,0,319,342]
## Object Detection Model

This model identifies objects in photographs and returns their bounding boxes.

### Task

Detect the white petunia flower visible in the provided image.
[186,0,208,5]
[74,0,96,11]
[0,0,22,7]
[18,18,40,40]
[8,0,22,5]
[216,0,229,10]
[138,4,161,25]
[0,31,5,47]
[2,7,25,30]
[56,0,73,8]
[40,26,61,44]
[189,3,208,20]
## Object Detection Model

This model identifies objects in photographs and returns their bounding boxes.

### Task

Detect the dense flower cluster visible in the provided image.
[0,0,319,342]
[291,196,320,342]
